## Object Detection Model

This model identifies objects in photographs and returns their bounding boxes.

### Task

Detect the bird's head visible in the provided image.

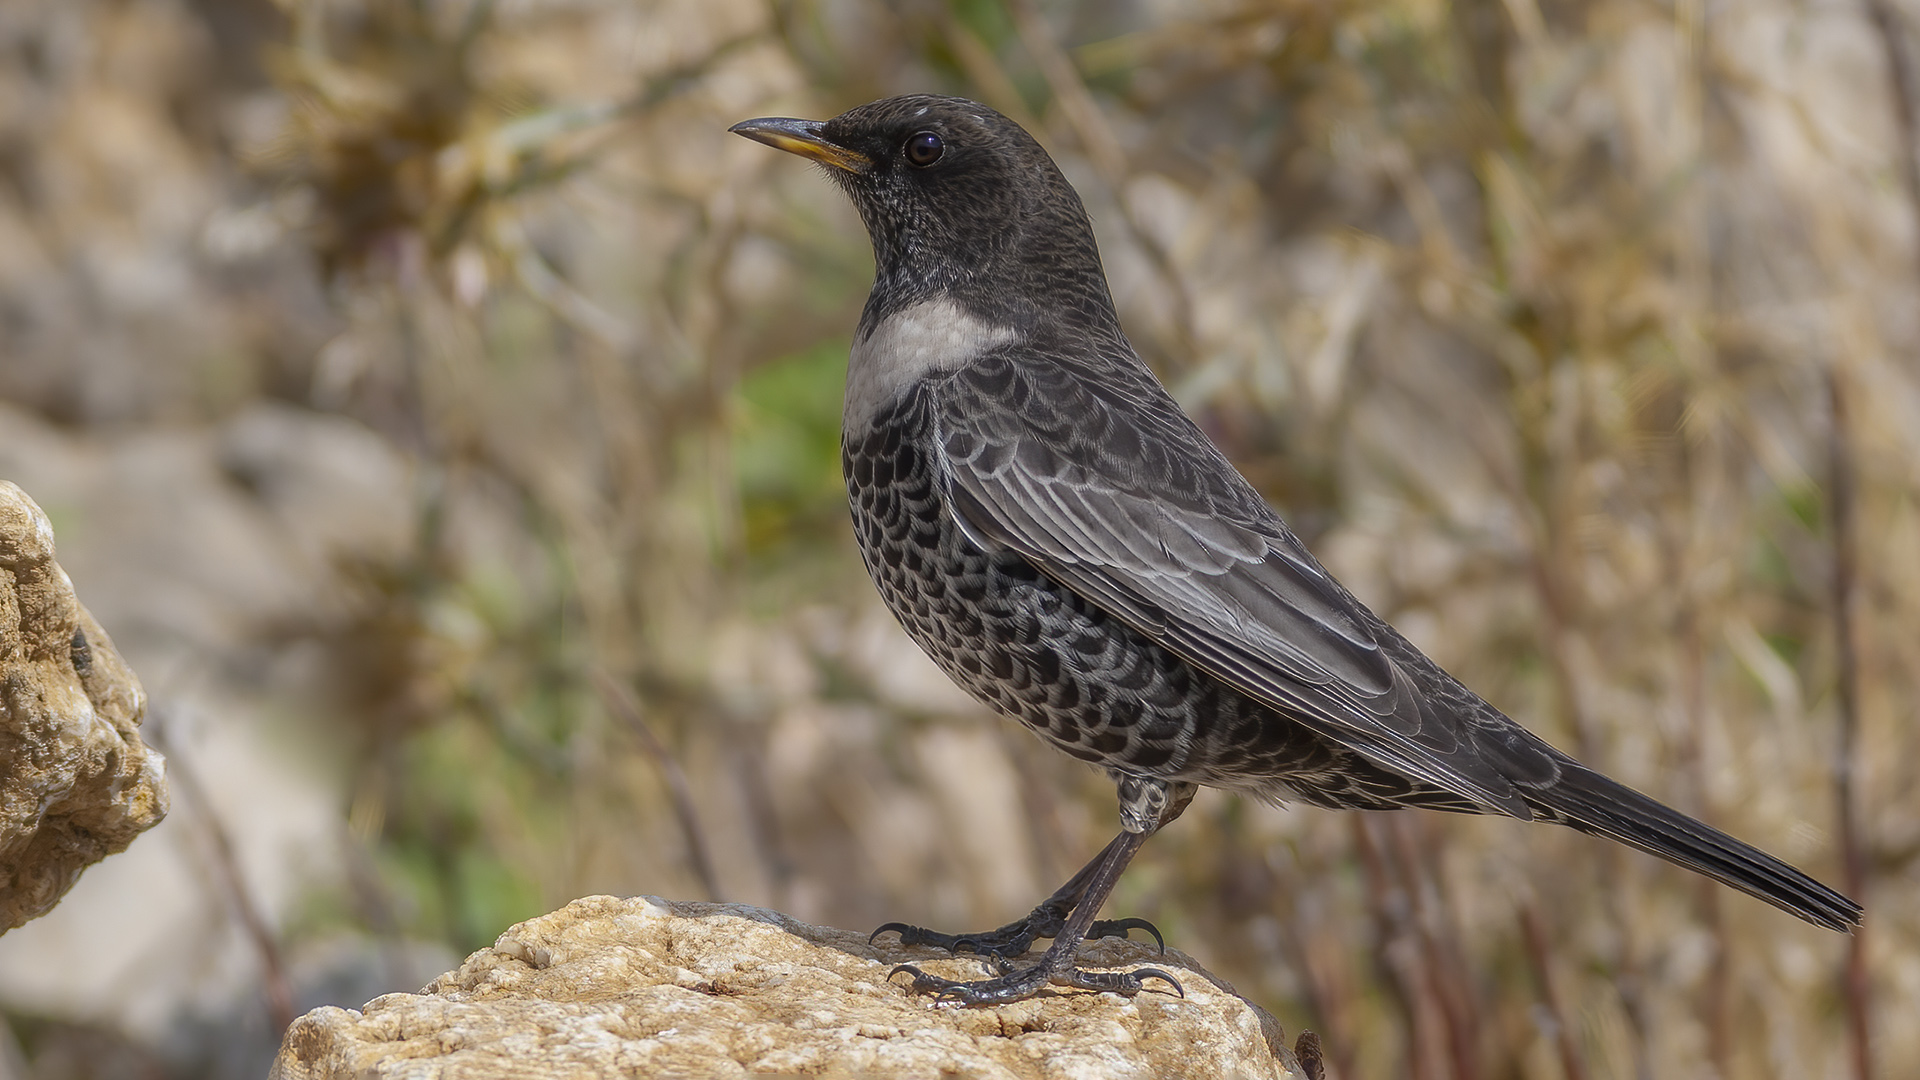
[731,95,1116,334]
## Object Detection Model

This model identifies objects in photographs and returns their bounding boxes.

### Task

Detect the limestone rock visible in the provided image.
[0,480,168,931]
[270,895,1307,1079]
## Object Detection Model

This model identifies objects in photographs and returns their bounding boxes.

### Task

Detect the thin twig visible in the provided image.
[1484,340,1657,1080]
[729,734,794,909]
[1277,877,1360,1080]
[1523,491,1654,1080]
[1862,0,1920,284]
[1387,816,1480,1080]
[1679,621,1735,1076]
[147,708,296,1036]
[1826,362,1874,1080]
[1519,901,1591,1080]
[1354,816,1444,1080]
[592,670,723,901]
[937,13,1041,131]
[1669,440,1734,1077]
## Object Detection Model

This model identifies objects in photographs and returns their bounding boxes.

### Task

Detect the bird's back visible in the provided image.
[841,336,1522,814]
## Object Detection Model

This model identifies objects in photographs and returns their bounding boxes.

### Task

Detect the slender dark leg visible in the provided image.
[886,828,1183,1004]
[876,776,1196,1005]
[869,832,1164,958]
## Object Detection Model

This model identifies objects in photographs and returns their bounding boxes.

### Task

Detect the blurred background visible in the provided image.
[0,0,1915,1077]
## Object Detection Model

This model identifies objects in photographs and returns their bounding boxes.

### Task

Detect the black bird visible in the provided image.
[729,95,1862,1005]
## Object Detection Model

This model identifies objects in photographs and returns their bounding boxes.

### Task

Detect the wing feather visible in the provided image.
[935,350,1530,817]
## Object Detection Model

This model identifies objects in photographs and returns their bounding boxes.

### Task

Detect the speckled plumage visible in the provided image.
[731,94,1860,1004]
[846,378,1474,815]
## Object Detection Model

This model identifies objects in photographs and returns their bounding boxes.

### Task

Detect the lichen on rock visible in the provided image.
[270,894,1308,1079]
[0,479,169,932]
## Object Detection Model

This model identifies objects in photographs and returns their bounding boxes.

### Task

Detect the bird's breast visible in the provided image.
[844,297,1020,430]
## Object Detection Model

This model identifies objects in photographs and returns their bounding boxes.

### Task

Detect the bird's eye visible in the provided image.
[904,131,944,168]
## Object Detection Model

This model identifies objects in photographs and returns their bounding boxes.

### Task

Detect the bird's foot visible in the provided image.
[888,949,1183,1006]
[870,911,1162,958]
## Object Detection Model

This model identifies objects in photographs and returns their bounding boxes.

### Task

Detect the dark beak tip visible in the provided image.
[727,116,819,139]
[727,114,872,174]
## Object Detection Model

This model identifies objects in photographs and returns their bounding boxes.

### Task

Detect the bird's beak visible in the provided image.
[728,116,873,174]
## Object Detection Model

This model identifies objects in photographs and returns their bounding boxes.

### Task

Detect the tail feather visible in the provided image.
[1533,763,1862,932]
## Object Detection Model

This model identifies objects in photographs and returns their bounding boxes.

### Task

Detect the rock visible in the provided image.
[269,895,1308,1079]
[0,480,168,932]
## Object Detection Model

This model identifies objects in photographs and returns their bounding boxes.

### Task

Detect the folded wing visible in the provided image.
[935,350,1539,817]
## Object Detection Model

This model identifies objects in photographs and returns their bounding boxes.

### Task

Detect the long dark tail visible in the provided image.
[1532,762,1862,932]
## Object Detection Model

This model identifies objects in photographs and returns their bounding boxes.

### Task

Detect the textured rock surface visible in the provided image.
[270,895,1306,1079]
[0,480,168,932]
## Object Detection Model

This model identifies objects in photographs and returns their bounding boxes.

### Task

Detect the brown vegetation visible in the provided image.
[1,0,1915,1077]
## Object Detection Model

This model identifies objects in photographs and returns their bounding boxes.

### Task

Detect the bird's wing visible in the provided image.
[934,349,1534,817]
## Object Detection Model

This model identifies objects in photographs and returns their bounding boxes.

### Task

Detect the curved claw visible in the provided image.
[888,957,1182,1006]
[887,963,943,992]
[888,964,981,1004]
[1129,967,1185,998]
[1089,916,1166,953]
[872,922,971,951]
[869,922,913,946]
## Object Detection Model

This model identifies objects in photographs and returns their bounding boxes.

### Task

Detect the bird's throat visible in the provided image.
[844,298,1020,429]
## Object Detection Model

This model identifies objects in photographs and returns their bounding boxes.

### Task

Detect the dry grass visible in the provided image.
[2,0,1917,1076]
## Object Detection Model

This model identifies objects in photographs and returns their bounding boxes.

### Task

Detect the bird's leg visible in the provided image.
[868,833,1162,957]
[885,777,1195,1006]
[887,828,1181,1003]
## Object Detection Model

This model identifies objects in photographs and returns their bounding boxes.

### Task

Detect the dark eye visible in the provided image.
[904,131,944,168]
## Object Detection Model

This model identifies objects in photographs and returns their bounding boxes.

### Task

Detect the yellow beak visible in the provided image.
[728,116,873,174]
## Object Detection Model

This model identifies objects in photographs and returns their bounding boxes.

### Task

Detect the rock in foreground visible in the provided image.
[0,480,168,932]
[270,895,1308,1079]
